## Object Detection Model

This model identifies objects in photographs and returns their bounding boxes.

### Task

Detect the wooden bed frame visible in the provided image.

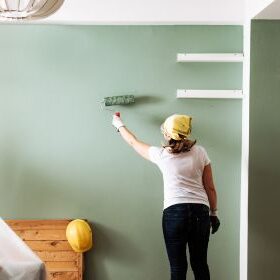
[5,220,84,280]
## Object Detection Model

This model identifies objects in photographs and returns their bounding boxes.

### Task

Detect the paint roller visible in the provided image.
[101,95,135,117]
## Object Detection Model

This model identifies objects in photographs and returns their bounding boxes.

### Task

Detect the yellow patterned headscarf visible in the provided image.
[161,114,192,140]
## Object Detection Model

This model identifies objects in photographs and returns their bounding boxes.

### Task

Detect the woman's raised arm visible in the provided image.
[112,114,151,160]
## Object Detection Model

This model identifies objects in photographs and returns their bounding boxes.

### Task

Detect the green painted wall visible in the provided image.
[0,25,242,280]
[249,20,280,280]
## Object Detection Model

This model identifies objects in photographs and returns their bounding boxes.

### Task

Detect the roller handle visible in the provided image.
[115,112,121,117]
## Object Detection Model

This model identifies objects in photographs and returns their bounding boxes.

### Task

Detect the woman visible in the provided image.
[112,113,220,280]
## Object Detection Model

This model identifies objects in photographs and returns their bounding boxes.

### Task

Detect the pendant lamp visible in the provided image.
[0,0,63,19]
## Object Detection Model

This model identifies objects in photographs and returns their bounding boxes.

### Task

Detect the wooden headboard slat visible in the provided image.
[5,219,83,280]
[25,240,72,251]
[5,220,71,230]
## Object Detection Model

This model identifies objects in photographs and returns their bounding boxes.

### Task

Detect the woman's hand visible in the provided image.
[210,215,220,234]
[112,114,125,131]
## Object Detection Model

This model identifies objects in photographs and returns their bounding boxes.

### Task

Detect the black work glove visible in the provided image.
[210,216,220,234]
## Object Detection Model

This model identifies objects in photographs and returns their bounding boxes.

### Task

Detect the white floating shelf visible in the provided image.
[177,90,243,99]
[177,53,244,62]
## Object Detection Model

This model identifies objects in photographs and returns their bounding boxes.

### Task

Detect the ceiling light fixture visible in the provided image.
[0,0,63,20]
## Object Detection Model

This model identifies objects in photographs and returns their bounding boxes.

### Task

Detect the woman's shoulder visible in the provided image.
[192,144,211,165]
[191,144,207,154]
[149,146,165,163]
[150,146,174,159]
[150,146,164,153]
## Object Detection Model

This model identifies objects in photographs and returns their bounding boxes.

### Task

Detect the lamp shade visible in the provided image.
[0,0,63,19]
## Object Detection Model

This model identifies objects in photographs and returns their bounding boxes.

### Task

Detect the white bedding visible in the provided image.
[0,218,46,280]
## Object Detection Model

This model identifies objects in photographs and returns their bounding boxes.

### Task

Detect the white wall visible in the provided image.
[41,0,244,24]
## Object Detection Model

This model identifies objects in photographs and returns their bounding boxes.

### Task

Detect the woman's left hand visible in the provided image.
[210,215,220,234]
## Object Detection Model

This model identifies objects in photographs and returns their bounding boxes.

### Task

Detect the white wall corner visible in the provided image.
[240,3,253,279]
[246,0,275,19]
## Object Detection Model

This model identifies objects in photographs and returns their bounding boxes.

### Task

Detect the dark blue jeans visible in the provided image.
[162,203,210,280]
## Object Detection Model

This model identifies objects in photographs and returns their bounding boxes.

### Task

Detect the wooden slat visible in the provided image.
[6,220,71,230]
[45,261,78,272]
[78,254,84,278]
[6,220,84,280]
[36,251,78,262]
[15,229,66,241]
[25,240,72,251]
[47,272,78,280]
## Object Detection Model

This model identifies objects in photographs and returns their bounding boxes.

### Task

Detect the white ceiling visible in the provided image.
[40,0,245,25]
[254,0,280,19]
[246,0,275,18]
[0,0,278,24]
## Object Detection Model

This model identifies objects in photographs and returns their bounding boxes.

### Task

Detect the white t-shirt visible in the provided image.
[149,144,211,209]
